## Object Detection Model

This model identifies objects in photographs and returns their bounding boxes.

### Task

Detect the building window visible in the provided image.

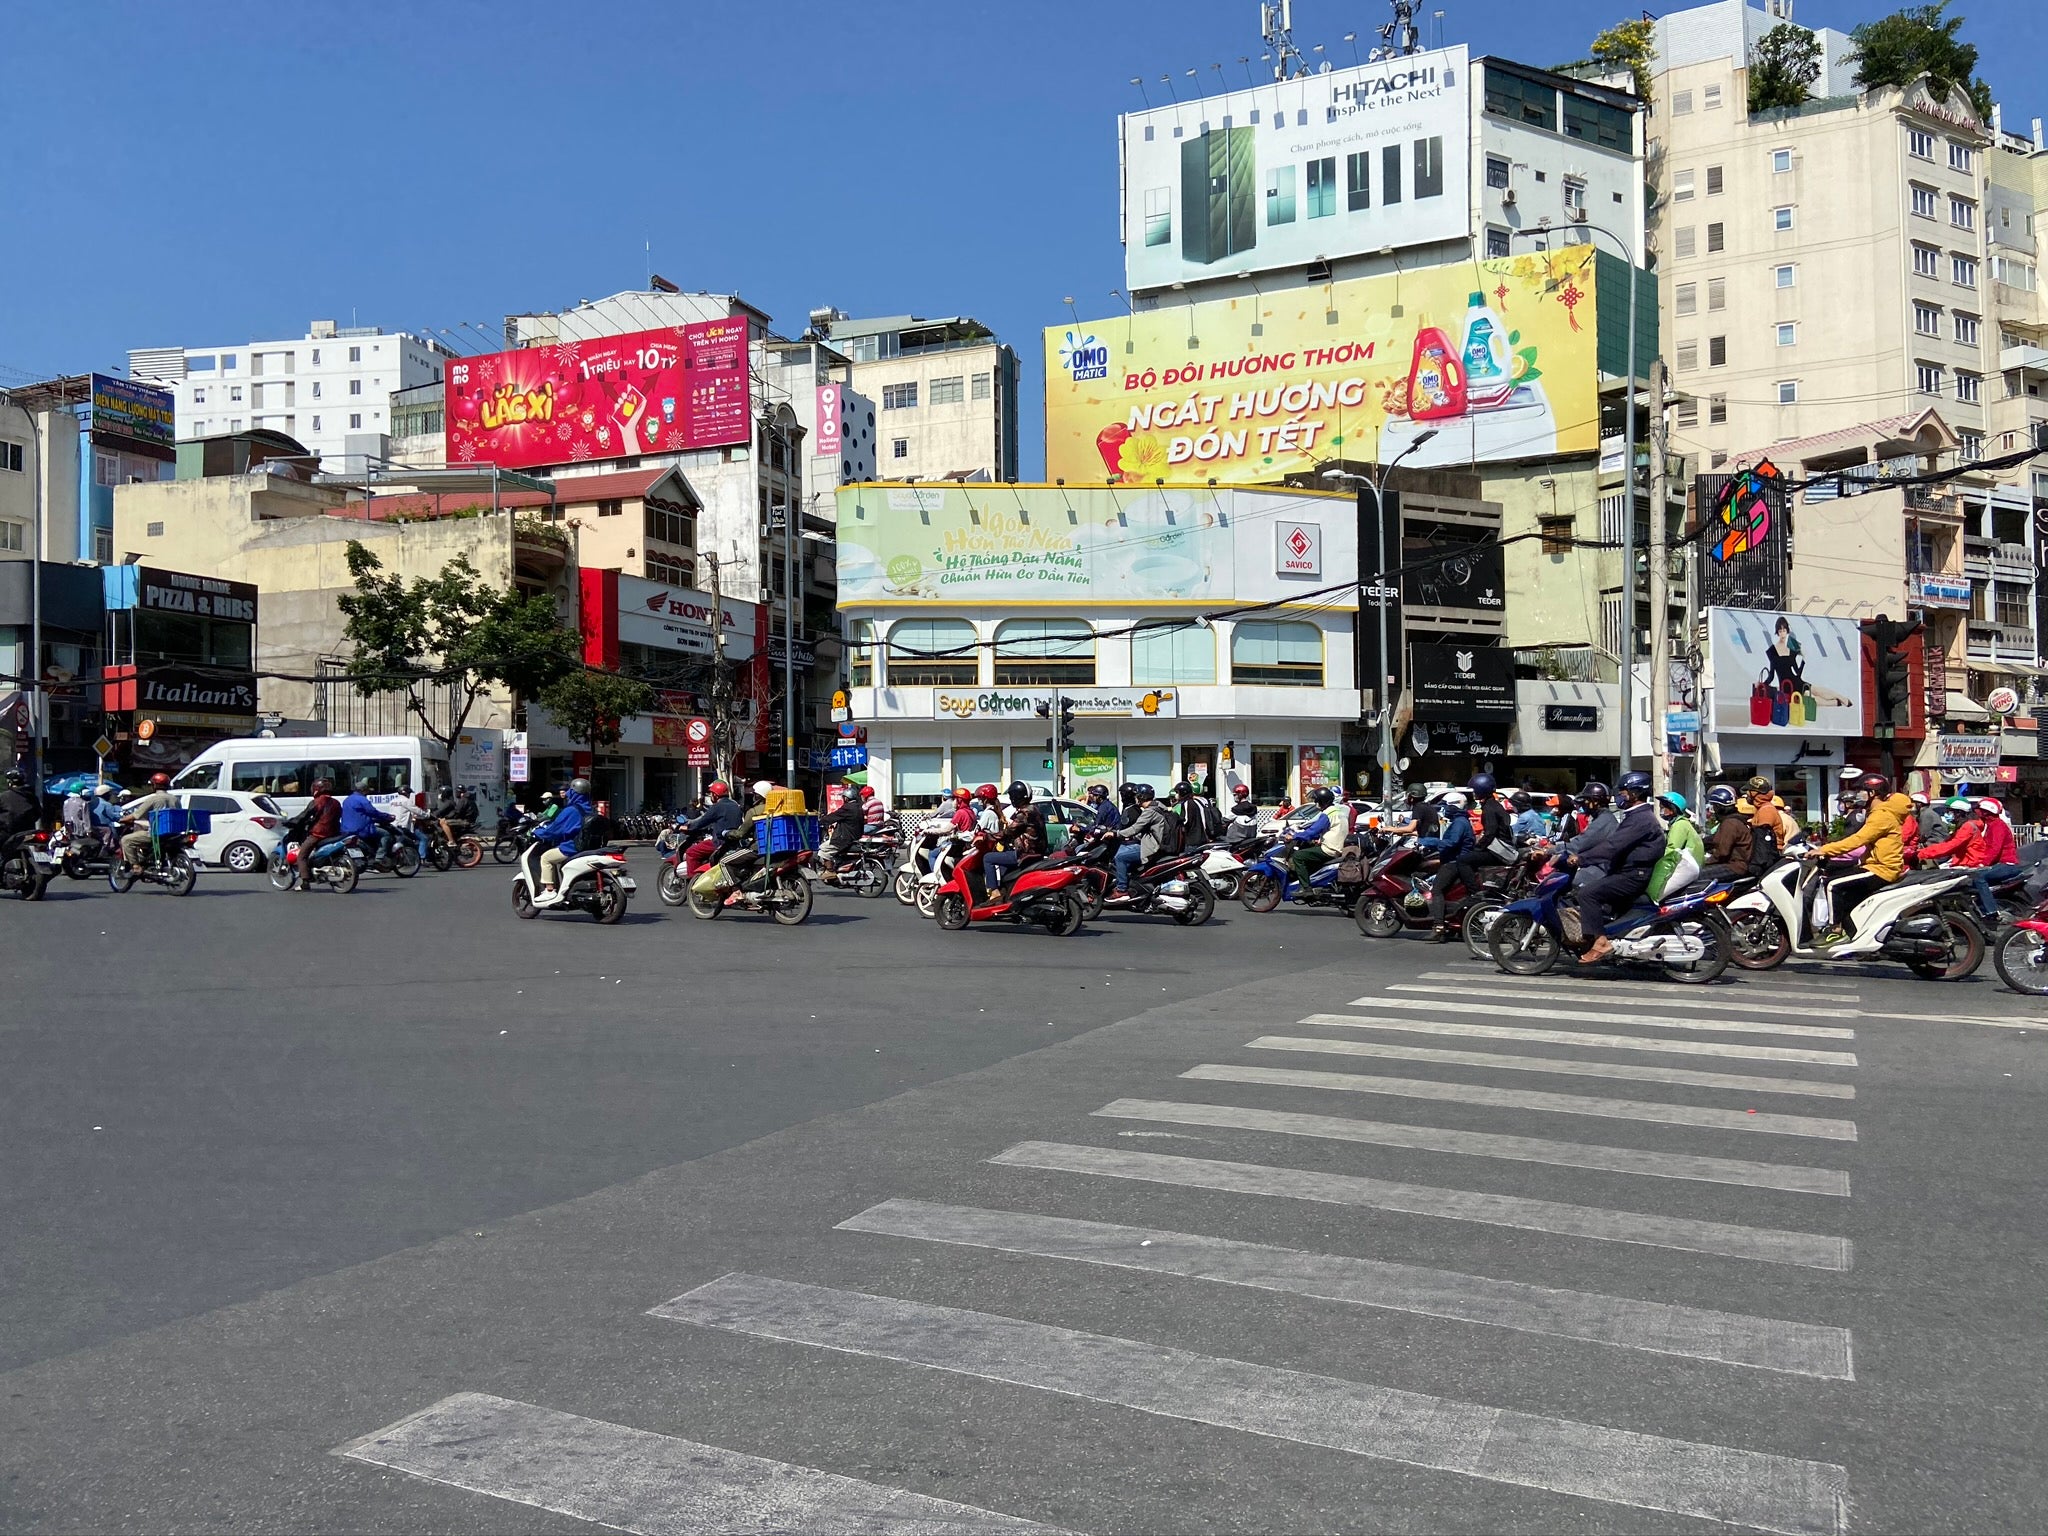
[348,379,363,396]
[596,498,623,518]
[882,382,918,410]
[1773,148,1793,173]
[1911,184,1939,218]
[1709,394,1728,424]
[347,413,361,429]
[929,376,964,405]
[1909,128,1935,159]
[1708,335,1727,367]
[1704,82,1723,109]
[993,619,1096,686]
[1674,226,1697,259]
[1346,150,1372,210]
[1772,206,1794,231]
[1130,621,1217,685]
[643,550,693,589]
[1918,362,1945,395]
[891,438,908,460]
[1915,302,1943,336]
[1708,277,1727,311]
[1951,196,1976,230]
[311,416,321,431]
[1954,312,1980,345]
[93,526,113,563]
[1953,254,1979,288]
[1562,177,1586,213]
[1673,89,1694,115]
[1676,397,1699,429]
[846,620,876,688]
[1996,583,2027,626]
[1676,341,1699,371]
[1230,620,1324,686]
[971,372,991,400]
[1705,165,1724,196]
[644,498,694,546]
[1707,222,1725,252]
[311,382,322,399]
[1672,168,1695,202]
[1775,264,1796,288]
[1482,65,1556,131]
[1484,226,1511,259]
[191,387,206,405]
[885,618,979,686]
[1266,165,1297,224]
[228,385,243,402]
[1538,514,1575,555]
[1777,380,1799,404]
[0,521,22,552]
[0,441,22,473]
[1675,283,1698,317]
[347,345,362,363]
[1563,94,1632,150]
[146,521,164,537]
[1957,371,1982,404]
[1914,243,1941,277]
[1949,140,1974,172]
[1776,322,1798,347]
[1485,155,1510,190]
[1960,431,1984,461]
[1306,155,1337,217]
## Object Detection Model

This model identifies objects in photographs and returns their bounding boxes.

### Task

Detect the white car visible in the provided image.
[170,789,289,874]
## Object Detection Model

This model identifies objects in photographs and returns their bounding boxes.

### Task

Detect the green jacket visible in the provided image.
[1647,815,1707,901]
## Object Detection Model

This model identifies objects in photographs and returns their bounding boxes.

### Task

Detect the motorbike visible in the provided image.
[1993,895,2048,995]
[1194,837,1264,902]
[492,807,545,865]
[353,829,422,878]
[50,825,118,882]
[896,815,960,906]
[423,819,484,871]
[911,830,976,918]
[686,838,814,924]
[108,824,200,897]
[1,831,53,901]
[1487,863,1734,983]
[512,838,634,922]
[268,835,363,893]
[1062,827,1216,925]
[1354,841,1529,954]
[817,829,896,897]
[931,834,1089,936]
[1237,840,1365,915]
[1722,854,1985,979]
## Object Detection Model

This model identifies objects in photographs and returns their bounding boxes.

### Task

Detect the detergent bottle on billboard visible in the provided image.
[1460,291,1514,409]
[1406,318,1467,422]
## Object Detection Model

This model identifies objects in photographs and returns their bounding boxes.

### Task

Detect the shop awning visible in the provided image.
[1941,692,1993,721]
[1965,660,2048,677]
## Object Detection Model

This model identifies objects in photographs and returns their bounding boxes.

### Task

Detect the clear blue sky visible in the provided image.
[4,0,2044,475]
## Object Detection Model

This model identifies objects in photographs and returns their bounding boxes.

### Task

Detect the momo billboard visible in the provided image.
[445,321,750,469]
[1048,246,1600,484]
[1121,46,1470,292]
[834,483,1355,608]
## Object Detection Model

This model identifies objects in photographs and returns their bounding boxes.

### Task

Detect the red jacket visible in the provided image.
[1981,814,2019,866]
[1921,818,2000,868]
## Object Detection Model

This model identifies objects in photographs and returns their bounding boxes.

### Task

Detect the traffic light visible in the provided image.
[1036,698,1056,755]
[1863,615,1921,730]
[1058,695,1077,752]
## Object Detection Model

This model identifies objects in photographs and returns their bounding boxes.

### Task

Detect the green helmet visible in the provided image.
[1658,791,1688,814]
[1944,796,1973,814]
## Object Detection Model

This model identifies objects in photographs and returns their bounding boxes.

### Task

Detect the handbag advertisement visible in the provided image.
[1707,608,1864,735]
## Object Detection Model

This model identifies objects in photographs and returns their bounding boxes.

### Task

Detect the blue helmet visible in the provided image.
[1706,784,1738,810]
[1617,770,1654,800]
[1467,772,1497,795]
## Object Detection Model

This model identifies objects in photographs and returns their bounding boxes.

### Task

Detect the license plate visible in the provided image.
[617,878,638,892]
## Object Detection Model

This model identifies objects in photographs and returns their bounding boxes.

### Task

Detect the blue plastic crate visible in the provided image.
[151,806,211,837]
[755,813,819,855]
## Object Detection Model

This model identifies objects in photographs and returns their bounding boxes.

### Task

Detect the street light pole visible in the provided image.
[3,394,46,791]
[1511,224,1638,776]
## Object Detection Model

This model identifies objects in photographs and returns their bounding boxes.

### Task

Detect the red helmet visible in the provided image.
[858,785,875,799]
[707,781,730,798]
[953,787,972,801]
[149,772,171,788]
[975,783,1000,801]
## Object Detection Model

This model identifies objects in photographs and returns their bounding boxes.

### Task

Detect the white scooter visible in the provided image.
[513,839,635,923]
[1724,853,1986,978]
[894,813,957,905]
[913,831,974,918]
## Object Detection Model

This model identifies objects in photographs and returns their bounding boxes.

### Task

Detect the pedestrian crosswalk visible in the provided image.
[337,962,1865,1534]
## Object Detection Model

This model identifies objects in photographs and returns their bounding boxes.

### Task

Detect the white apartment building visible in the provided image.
[127,322,450,470]
[805,311,1018,483]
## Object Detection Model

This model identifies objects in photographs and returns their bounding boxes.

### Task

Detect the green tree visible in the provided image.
[1749,23,1823,113]
[1591,18,1656,106]
[1846,2,1992,121]
[535,667,659,760]
[335,541,582,750]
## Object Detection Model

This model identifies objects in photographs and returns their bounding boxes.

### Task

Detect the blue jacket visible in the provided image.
[339,791,394,838]
[1291,810,1331,844]
[1511,808,1548,841]
[1088,800,1122,830]
[534,791,592,848]
[684,798,743,841]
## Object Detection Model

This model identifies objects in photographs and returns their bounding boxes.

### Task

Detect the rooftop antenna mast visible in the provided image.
[1260,1,1306,79]
[1379,0,1422,57]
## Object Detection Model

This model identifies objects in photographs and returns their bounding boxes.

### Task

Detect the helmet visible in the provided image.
[1467,772,1497,795]
[1509,790,1530,809]
[1311,786,1336,807]
[953,787,972,802]
[1746,775,1774,797]
[1857,772,1891,798]
[149,772,171,789]
[708,781,730,798]
[1617,770,1653,800]
[1909,791,1929,806]
[1579,781,1611,807]
[1658,791,1688,814]
[1006,780,1031,807]
[858,785,875,799]
[1085,782,1109,797]
[975,783,1000,801]
[3,769,25,789]
[569,777,592,796]
[1440,789,1469,809]
[1707,785,1737,810]
[1132,783,1156,802]
[1945,796,1973,814]
[1978,797,2006,816]
[751,779,774,797]
[95,783,119,799]
[1231,782,1252,797]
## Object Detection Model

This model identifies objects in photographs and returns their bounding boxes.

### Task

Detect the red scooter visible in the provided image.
[933,834,1089,936]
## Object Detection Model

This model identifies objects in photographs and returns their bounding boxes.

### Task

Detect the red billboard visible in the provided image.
[445,320,751,469]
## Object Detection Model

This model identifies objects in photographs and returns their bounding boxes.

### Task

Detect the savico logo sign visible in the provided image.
[1058,330,1109,383]
[1276,521,1322,576]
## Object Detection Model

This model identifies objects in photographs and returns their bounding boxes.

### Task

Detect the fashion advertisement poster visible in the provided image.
[1708,608,1863,734]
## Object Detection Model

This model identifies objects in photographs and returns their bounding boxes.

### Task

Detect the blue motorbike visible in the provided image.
[1238,843,1363,914]
[1486,863,1733,982]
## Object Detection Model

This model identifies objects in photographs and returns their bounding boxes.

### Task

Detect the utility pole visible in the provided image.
[705,550,731,787]
[1647,355,1672,798]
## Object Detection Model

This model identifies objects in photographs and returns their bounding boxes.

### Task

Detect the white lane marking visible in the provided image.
[335,1392,1068,1534]
[1189,1063,1860,1141]
[1299,1014,1859,1067]
[655,1273,1849,1536]
[1851,1008,2043,1031]
[1409,970,1861,999]
[838,1199,1855,1379]
[1388,981,1860,1018]
[989,1142,1853,1270]
[1253,1035,1856,1099]
[1346,996,1856,1041]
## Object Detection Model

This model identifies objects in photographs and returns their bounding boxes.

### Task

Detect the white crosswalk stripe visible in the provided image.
[1346,994,1857,1040]
[1094,1097,1851,1195]
[1406,971,1862,1005]
[1250,1034,1856,1099]
[654,1273,1849,1536]
[1298,1012,1860,1065]
[837,1199,1855,1378]
[1390,980,1863,1017]
[989,1141,1853,1268]
[336,1392,1069,1534]
[1187,1061,1861,1139]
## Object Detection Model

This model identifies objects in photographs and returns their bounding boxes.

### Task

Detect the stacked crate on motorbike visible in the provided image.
[151,806,212,841]
[756,814,820,857]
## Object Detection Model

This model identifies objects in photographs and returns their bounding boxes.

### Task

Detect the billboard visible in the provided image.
[445,321,751,469]
[1698,462,1790,609]
[1707,608,1864,736]
[89,373,175,459]
[1410,642,1516,721]
[834,483,1356,607]
[1121,46,1470,292]
[1047,247,1600,484]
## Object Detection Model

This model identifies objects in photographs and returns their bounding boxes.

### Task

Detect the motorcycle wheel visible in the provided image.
[934,892,970,931]
[592,870,629,925]
[3,851,37,899]
[844,856,888,898]
[1659,916,1729,984]
[1459,899,1505,960]
[328,859,359,894]
[513,880,537,918]
[108,863,138,894]
[686,883,725,920]
[1993,925,2048,995]
[1907,912,1986,980]
[1240,872,1282,914]
[269,855,298,891]
[1727,909,1790,971]
[915,882,940,919]
[1044,891,1085,937]
[431,844,455,873]
[1489,911,1560,975]
[657,863,689,907]
[163,852,198,898]
[1206,869,1242,902]
[1083,879,1106,922]
[1355,896,1404,939]
[770,875,814,926]
[390,841,421,878]
[893,866,918,905]
[62,853,89,881]
[1173,877,1217,927]
[492,833,519,865]
[455,837,484,870]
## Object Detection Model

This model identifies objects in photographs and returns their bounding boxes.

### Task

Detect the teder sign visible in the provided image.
[1410,642,1516,721]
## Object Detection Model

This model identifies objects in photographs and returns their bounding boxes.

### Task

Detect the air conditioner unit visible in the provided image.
[1572,206,1589,223]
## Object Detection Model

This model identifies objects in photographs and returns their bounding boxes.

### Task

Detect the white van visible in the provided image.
[170,734,450,817]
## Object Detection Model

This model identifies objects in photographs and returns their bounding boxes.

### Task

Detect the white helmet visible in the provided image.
[94,783,119,798]
[751,779,774,796]
[1441,790,1469,809]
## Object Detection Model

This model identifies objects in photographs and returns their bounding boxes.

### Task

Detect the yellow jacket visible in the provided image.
[1818,793,1913,882]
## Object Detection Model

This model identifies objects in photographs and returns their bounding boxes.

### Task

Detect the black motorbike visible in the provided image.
[1,830,53,901]
[1060,826,1217,925]
[109,829,198,897]
[357,829,422,878]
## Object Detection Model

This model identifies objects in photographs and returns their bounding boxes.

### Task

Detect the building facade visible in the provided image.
[807,312,1018,483]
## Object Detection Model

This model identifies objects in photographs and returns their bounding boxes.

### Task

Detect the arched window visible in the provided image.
[1230,620,1324,686]
[846,619,877,688]
[993,619,1096,686]
[1130,620,1216,685]
[884,618,978,686]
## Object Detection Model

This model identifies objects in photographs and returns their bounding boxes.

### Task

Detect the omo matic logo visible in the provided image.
[1058,330,1110,384]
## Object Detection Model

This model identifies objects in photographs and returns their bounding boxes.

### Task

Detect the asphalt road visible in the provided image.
[4,856,2047,1533]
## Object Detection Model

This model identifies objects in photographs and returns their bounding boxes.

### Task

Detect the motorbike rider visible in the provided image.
[1919,795,2021,927]
[1172,781,1224,847]
[860,784,887,833]
[1508,790,1547,843]
[1113,783,1173,895]
[1569,772,1666,963]
[983,781,1047,895]
[378,776,431,860]
[1647,791,1706,900]
[529,776,595,906]
[680,782,743,878]
[1746,777,1794,868]
[947,786,977,834]
[971,783,1003,836]
[819,789,866,873]
[1808,772,1912,940]
[1287,786,1347,887]
[283,778,342,889]
[1223,791,1262,850]
[1699,784,1754,884]
[340,781,396,864]
[1418,789,1477,938]
[0,769,40,856]
[90,783,124,846]
[116,772,179,871]
[1082,781,1121,830]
